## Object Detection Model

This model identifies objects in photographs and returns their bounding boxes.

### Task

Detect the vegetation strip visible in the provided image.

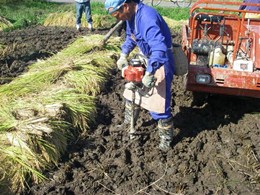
[0,34,120,193]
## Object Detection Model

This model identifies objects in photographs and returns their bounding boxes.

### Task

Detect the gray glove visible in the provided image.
[142,71,155,88]
[117,53,128,70]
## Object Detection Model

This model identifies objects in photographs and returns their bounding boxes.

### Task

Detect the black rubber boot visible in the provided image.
[158,116,174,151]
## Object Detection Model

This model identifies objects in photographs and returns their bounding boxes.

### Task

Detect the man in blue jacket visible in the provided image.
[105,0,175,151]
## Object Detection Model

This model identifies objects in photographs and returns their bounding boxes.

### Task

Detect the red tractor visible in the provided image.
[182,0,260,98]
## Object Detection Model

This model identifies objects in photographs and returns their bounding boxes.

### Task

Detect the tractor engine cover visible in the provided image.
[124,65,145,83]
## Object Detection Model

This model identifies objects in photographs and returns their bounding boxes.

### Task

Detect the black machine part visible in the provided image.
[195,13,224,23]
[192,39,223,55]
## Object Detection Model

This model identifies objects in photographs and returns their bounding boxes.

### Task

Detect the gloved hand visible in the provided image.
[117,53,128,70]
[142,71,155,88]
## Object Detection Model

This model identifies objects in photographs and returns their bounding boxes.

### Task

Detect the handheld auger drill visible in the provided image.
[122,54,150,139]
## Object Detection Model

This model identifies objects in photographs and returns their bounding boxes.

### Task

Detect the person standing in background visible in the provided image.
[75,0,93,31]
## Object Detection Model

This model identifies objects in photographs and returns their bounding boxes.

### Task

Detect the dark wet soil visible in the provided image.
[0,26,259,195]
[0,26,107,84]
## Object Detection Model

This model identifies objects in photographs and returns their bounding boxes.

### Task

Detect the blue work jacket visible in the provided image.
[122,2,174,119]
[121,2,174,77]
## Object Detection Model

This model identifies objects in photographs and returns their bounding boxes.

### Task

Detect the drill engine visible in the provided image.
[123,58,145,83]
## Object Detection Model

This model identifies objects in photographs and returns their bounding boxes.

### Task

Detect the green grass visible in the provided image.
[91,2,109,15]
[155,7,190,20]
[0,0,68,30]
[0,0,189,31]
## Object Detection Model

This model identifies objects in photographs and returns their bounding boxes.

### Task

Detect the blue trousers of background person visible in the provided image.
[76,1,93,30]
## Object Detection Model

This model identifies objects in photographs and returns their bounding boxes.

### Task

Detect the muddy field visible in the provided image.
[0,26,259,195]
